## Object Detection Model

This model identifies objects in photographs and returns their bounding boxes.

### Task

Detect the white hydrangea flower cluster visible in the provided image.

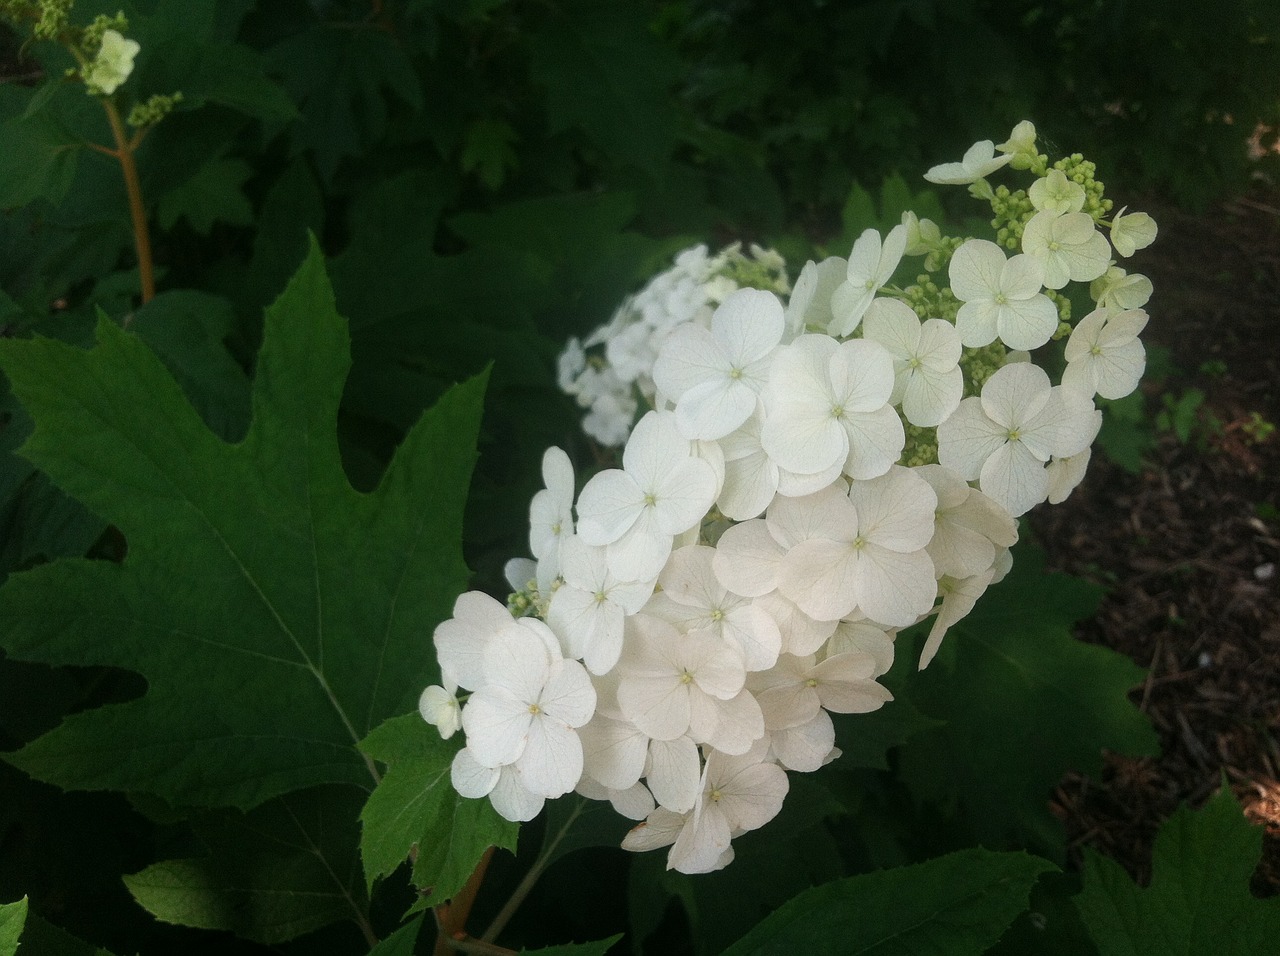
[557,243,791,447]
[421,122,1157,874]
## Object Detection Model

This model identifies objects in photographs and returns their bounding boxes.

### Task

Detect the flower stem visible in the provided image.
[479,799,585,944]
[434,845,495,956]
[100,97,155,305]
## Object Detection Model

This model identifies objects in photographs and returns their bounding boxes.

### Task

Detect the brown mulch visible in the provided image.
[1031,183,1280,895]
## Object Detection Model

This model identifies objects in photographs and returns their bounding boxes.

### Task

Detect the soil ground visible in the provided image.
[1030,184,1280,895]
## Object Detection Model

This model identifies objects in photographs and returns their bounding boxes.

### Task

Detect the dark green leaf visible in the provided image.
[358,713,519,904]
[527,0,681,174]
[897,544,1159,853]
[720,848,1054,955]
[369,916,424,955]
[123,786,368,944]
[0,897,26,956]
[0,241,488,809]
[1075,788,1280,956]
[523,935,624,955]
[130,292,252,440]
[460,118,520,190]
[156,158,255,233]
[0,109,82,209]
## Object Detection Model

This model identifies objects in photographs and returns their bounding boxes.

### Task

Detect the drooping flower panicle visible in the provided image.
[425,123,1156,874]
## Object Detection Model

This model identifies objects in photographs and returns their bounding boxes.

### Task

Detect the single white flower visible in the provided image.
[996,121,1038,168]
[614,614,751,746]
[529,446,574,581]
[652,288,785,440]
[1028,169,1086,215]
[936,362,1101,517]
[862,298,963,427]
[666,751,789,874]
[829,226,908,337]
[84,29,140,96]
[1090,266,1153,311]
[1021,210,1111,290]
[784,257,846,337]
[646,544,782,672]
[547,535,655,675]
[913,464,1018,580]
[1061,307,1148,400]
[575,410,718,581]
[777,466,938,627]
[949,239,1059,350]
[760,335,903,481]
[419,679,462,739]
[460,619,596,798]
[1109,206,1158,258]
[923,140,1012,185]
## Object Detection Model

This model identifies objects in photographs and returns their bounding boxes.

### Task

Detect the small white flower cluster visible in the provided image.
[557,244,790,447]
[421,122,1156,874]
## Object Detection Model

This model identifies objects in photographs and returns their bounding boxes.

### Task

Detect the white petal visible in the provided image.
[979,440,1049,517]
[538,659,597,727]
[652,324,720,401]
[853,544,937,627]
[451,747,499,798]
[646,736,701,813]
[580,715,648,790]
[712,520,783,597]
[488,766,545,822]
[517,716,584,798]
[462,691,532,767]
[575,470,643,545]
[779,538,860,621]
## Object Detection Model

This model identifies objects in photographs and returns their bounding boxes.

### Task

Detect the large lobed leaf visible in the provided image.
[123,785,368,945]
[897,544,1160,852]
[0,240,487,811]
[1075,787,1280,955]
[719,848,1054,955]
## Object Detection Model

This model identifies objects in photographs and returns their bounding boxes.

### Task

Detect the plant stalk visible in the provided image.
[434,845,495,955]
[479,800,584,944]
[101,97,155,304]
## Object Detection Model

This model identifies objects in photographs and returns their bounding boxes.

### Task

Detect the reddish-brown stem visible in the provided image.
[100,97,155,304]
[434,846,496,955]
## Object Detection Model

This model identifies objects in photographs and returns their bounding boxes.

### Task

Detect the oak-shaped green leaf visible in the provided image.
[359,713,518,904]
[720,848,1054,955]
[0,240,487,810]
[123,785,368,944]
[897,544,1159,852]
[1075,787,1280,955]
